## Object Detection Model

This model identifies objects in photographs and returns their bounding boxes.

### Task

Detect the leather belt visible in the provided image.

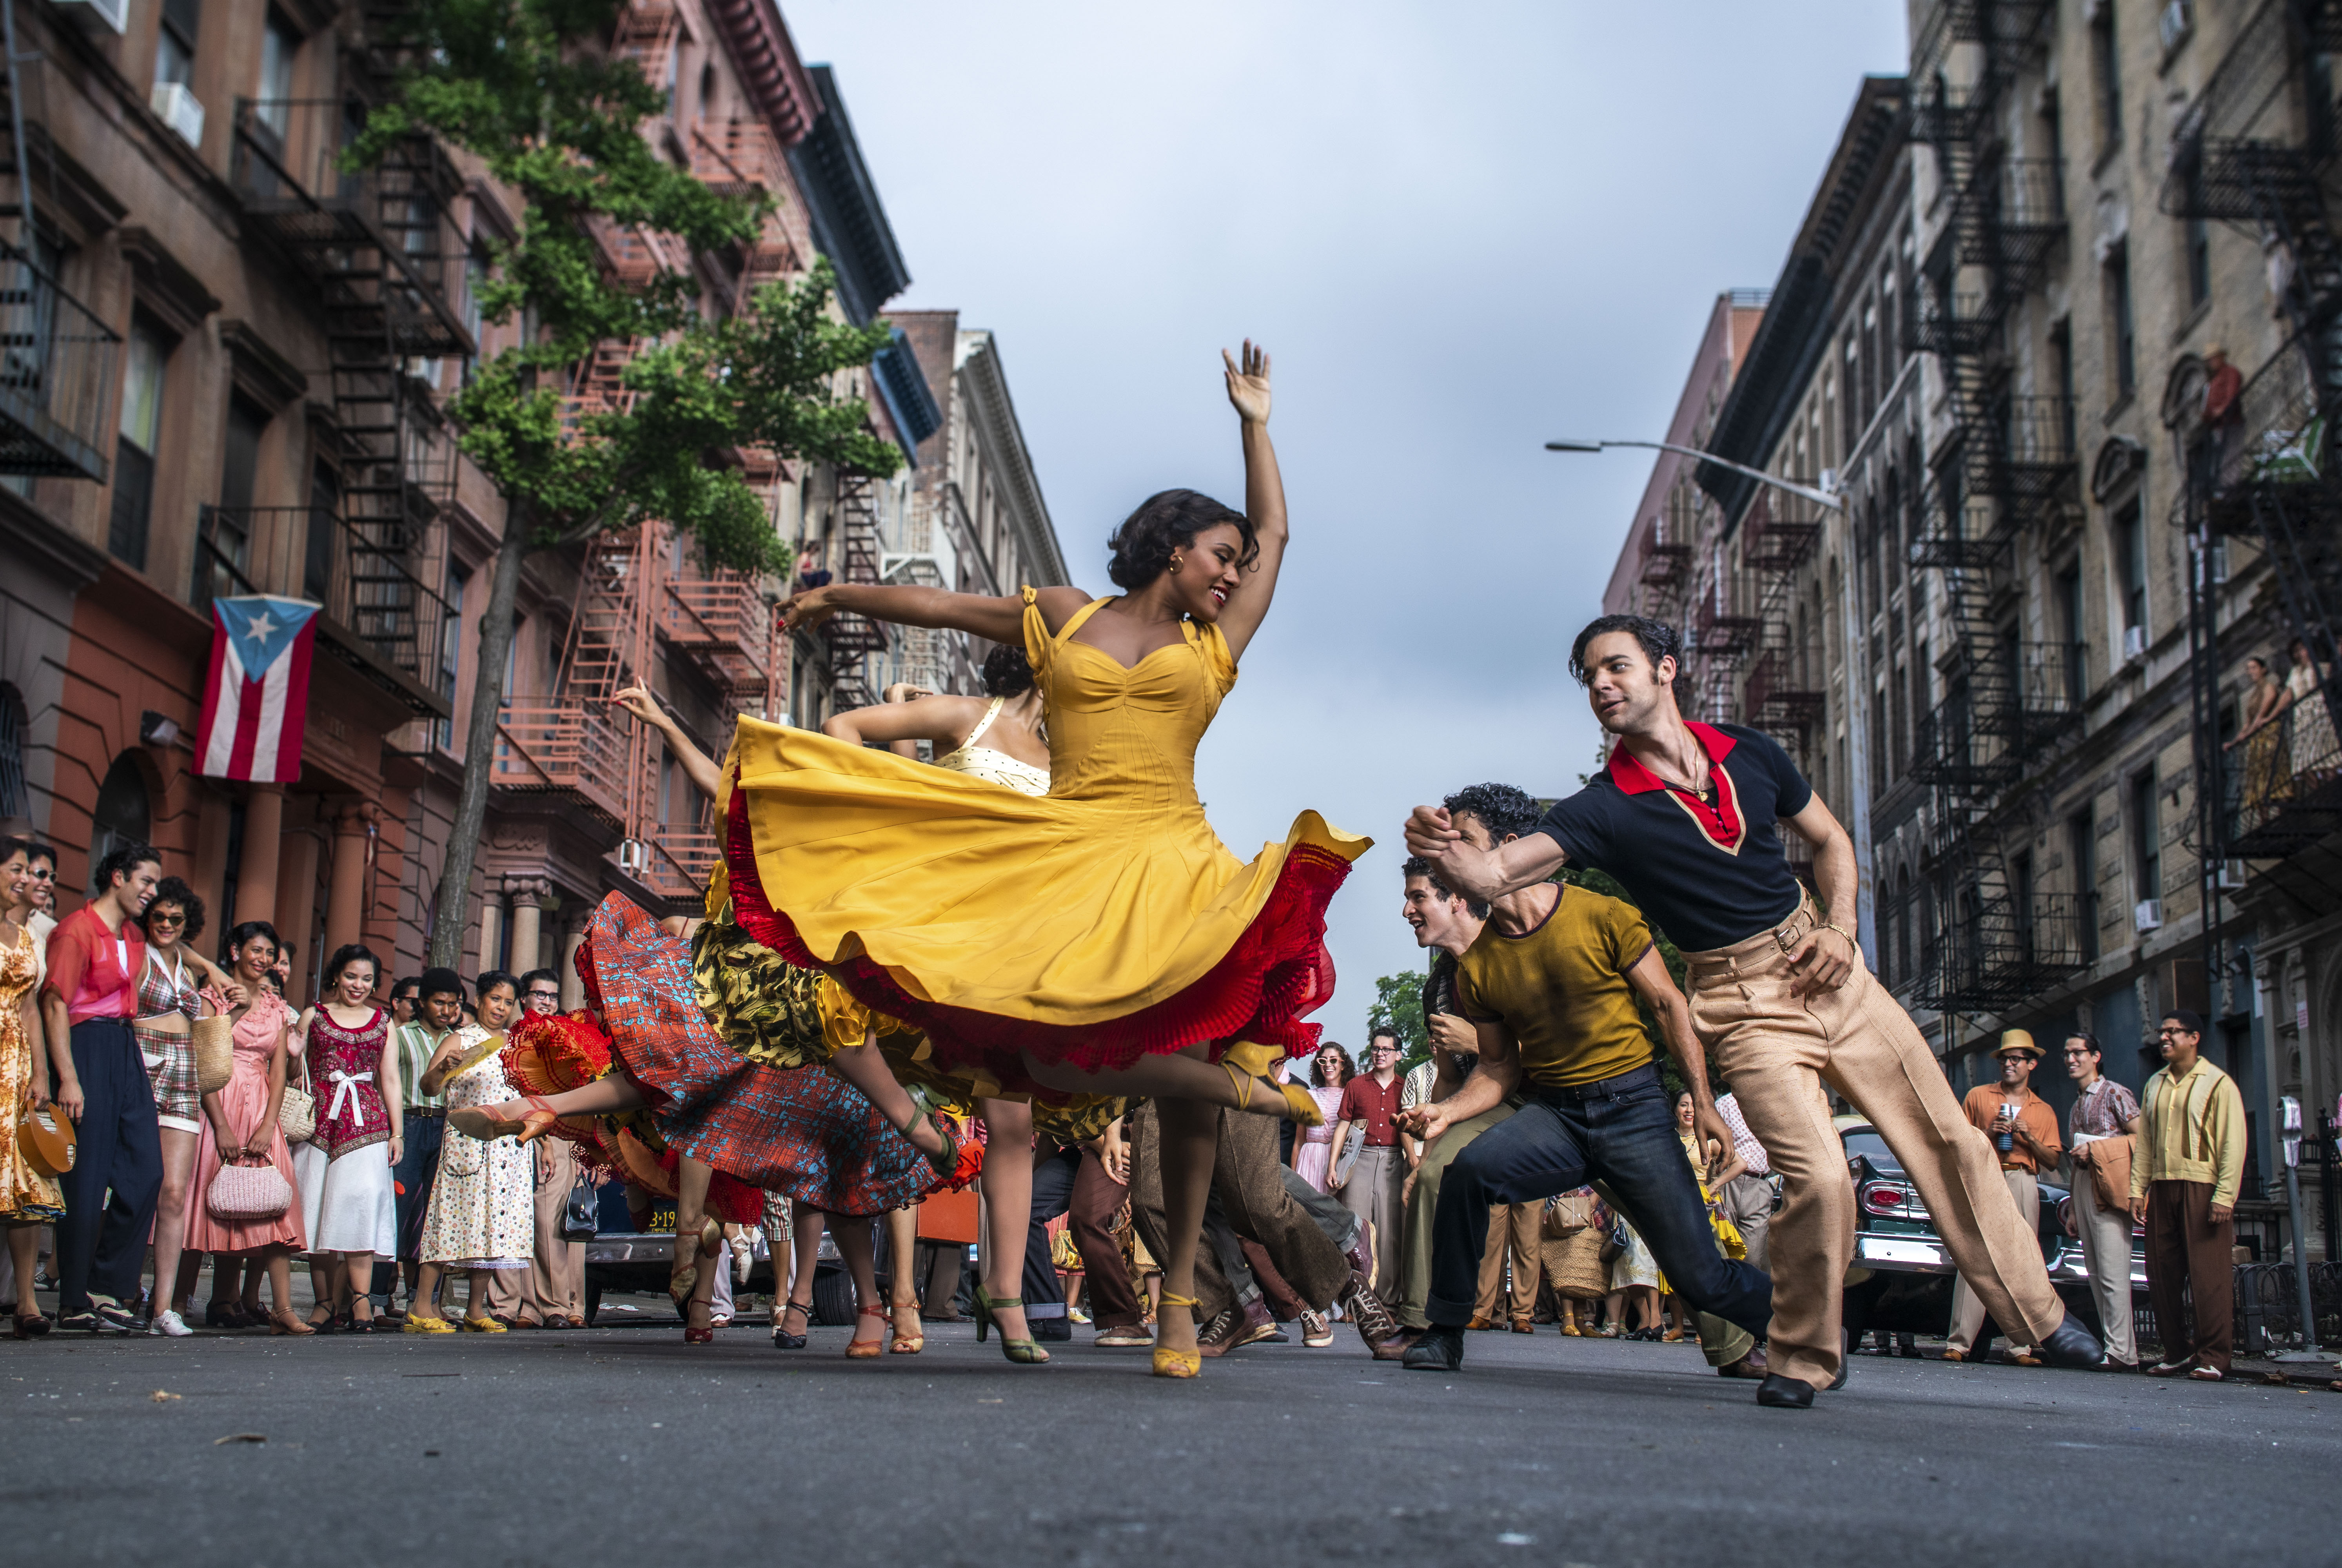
[1530,1061,1660,1103]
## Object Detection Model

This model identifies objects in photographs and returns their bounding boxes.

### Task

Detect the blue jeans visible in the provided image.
[1426,1064,1772,1336]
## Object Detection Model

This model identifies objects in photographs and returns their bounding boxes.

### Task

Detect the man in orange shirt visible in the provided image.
[1943,1031,2062,1365]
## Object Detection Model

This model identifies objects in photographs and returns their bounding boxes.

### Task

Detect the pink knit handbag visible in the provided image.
[205,1155,291,1222]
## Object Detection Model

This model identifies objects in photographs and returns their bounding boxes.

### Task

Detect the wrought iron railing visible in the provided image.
[0,241,120,482]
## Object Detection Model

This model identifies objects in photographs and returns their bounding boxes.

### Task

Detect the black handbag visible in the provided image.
[561,1180,599,1241]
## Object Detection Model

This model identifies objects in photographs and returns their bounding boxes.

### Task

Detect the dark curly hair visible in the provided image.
[142,876,206,944]
[94,840,162,890]
[222,920,281,964]
[981,643,1035,698]
[1568,613,1683,688]
[1443,782,1542,846]
[1105,489,1256,590]
[1310,1042,1355,1089]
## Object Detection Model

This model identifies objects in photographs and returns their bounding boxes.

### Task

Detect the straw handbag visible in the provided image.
[192,1014,234,1094]
[18,1102,74,1178]
[278,1060,316,1145]
[205,1154,291,1221]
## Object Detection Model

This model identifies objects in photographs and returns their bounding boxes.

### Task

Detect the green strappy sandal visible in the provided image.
[973,1283,1050,1364]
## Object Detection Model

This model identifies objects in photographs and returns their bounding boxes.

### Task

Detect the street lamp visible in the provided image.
[1544,439,1844,512]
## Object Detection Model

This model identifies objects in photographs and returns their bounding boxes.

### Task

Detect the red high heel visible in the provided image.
[683,1295,715,1345]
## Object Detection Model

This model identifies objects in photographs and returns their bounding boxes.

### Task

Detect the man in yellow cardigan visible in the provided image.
[2129,1009,2247,1381]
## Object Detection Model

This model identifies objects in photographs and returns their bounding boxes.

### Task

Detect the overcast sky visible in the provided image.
[789,0,1909,1049]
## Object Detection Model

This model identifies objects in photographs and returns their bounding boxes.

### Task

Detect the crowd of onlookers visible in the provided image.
[0,835,608,1338]
[0,831,2285,1380]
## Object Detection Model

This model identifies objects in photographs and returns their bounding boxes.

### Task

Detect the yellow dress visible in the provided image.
[725,589,1368,1088]
[0,922,65,1221]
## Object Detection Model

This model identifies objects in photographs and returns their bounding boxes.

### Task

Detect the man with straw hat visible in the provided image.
[1943,1030,2062,1365]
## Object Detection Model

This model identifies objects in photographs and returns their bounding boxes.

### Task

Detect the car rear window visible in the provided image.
[1842,1130,1905,1174]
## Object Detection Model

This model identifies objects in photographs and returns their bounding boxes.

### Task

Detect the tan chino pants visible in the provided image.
[1684,899,2066,1390]
[1946,1168,2039,1355]
[1474,1202,1541,1321]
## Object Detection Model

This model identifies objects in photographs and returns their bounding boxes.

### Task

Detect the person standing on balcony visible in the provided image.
[2226,654,2293,816]
[1406,614,2105,1407]
[42,843,163,1332]
[1942,1032,2061,1365]
[2062,1031,2140,1371]
[2133,1009,2247,1381]
[2280,637,2339,788]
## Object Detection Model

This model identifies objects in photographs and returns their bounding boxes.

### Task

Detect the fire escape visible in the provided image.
[227,41,469,712]
[1903,0,2086,1016]
[2165,0,2342,923]
[1738,486,1826,758]
[822,468,892,713]
[487,8,791,911]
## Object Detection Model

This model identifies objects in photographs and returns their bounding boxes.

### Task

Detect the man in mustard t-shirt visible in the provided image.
[1397,789,1772,1374]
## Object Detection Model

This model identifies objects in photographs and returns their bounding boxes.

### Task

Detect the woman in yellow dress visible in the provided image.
[1,837,65,1337]
[746,342,1368,1377]
[813,647,1113,1362]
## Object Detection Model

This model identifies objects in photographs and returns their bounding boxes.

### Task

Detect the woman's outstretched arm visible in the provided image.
[779,583,1093,644]
[610,686,723,802]
[824,693,990,752]
[1214,341,1287,663]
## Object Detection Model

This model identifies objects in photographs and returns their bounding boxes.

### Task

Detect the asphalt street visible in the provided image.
[6,1311,2333,1567]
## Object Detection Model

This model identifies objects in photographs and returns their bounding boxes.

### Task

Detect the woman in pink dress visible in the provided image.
[184,921,312,1334]
[1289,1042,1353,1192]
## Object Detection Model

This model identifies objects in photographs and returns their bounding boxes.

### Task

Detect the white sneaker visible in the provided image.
[148,1308,193,1338]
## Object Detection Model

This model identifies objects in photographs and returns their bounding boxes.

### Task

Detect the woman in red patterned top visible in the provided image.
[294,946,402,1331]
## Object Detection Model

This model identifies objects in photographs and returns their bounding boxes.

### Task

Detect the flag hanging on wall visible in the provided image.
[196,595,321,782]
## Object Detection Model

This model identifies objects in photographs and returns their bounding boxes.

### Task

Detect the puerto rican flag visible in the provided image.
[196,595,321,782]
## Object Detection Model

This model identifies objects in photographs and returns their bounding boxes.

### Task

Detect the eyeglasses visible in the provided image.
[526,990,560,1003]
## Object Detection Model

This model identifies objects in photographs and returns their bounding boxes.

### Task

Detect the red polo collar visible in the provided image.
[1606,723,1745,853]
[1605,723,1739,795]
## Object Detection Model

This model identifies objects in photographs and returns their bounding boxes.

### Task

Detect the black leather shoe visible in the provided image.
[1402,1325,1465,1372]
[1030,1316,1074,1343]
[1829,1357,1849,1391]
[1757,1372,1816,1408]
[2037,1311,2105,1369]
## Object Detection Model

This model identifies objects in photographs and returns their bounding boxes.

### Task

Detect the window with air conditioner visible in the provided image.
[2134,899,2163,932]
[2122,624,2148,662]
[150,0,203,148]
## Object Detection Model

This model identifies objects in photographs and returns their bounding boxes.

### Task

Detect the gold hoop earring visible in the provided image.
[1169,558,1180,574]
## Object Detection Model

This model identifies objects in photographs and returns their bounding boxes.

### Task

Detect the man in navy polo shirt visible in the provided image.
[1405,614,2102,1408]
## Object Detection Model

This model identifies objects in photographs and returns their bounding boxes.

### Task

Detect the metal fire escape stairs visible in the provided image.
[1904,0,2086,1020]
[822,469,891,714]
[2165,0,2342,931]
[229,21,472,711]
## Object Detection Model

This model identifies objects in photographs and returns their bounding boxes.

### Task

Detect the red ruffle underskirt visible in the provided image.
[723,779,1348,1088]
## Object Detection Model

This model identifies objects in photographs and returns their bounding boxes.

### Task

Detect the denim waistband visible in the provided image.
[1526,1061,1659,1103]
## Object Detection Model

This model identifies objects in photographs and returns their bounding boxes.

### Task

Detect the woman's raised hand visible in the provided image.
[609,685,669,731]
[1223,340,1271,425]
[778,585,841,635]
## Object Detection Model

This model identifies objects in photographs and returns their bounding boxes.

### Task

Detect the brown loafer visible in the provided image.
[1466,1314,1495,1331]
[1371,1328,1425,1362]
[1510,1317,1535,1334]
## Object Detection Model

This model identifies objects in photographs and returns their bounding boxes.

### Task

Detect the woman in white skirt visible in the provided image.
[409,973,532,1332]
[295,946,402,1330]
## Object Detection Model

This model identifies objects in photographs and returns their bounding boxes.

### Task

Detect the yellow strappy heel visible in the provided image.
[1219,1061,1324,1127]
[1153,1291,1202,1379]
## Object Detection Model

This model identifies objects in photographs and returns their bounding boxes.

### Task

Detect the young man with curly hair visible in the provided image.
[1406,615,2104,1406]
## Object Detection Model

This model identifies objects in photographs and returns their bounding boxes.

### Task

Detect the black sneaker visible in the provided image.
[1402,1325,1465,1372]
[1029,1316,1073,1343]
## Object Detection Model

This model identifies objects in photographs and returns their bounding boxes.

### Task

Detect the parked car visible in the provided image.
[1836,1115,2146,1350]
[581,1183,786,1325]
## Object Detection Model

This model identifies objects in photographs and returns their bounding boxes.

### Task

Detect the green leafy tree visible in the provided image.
[352,0,903,967]
[1365,967,1431,1074]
